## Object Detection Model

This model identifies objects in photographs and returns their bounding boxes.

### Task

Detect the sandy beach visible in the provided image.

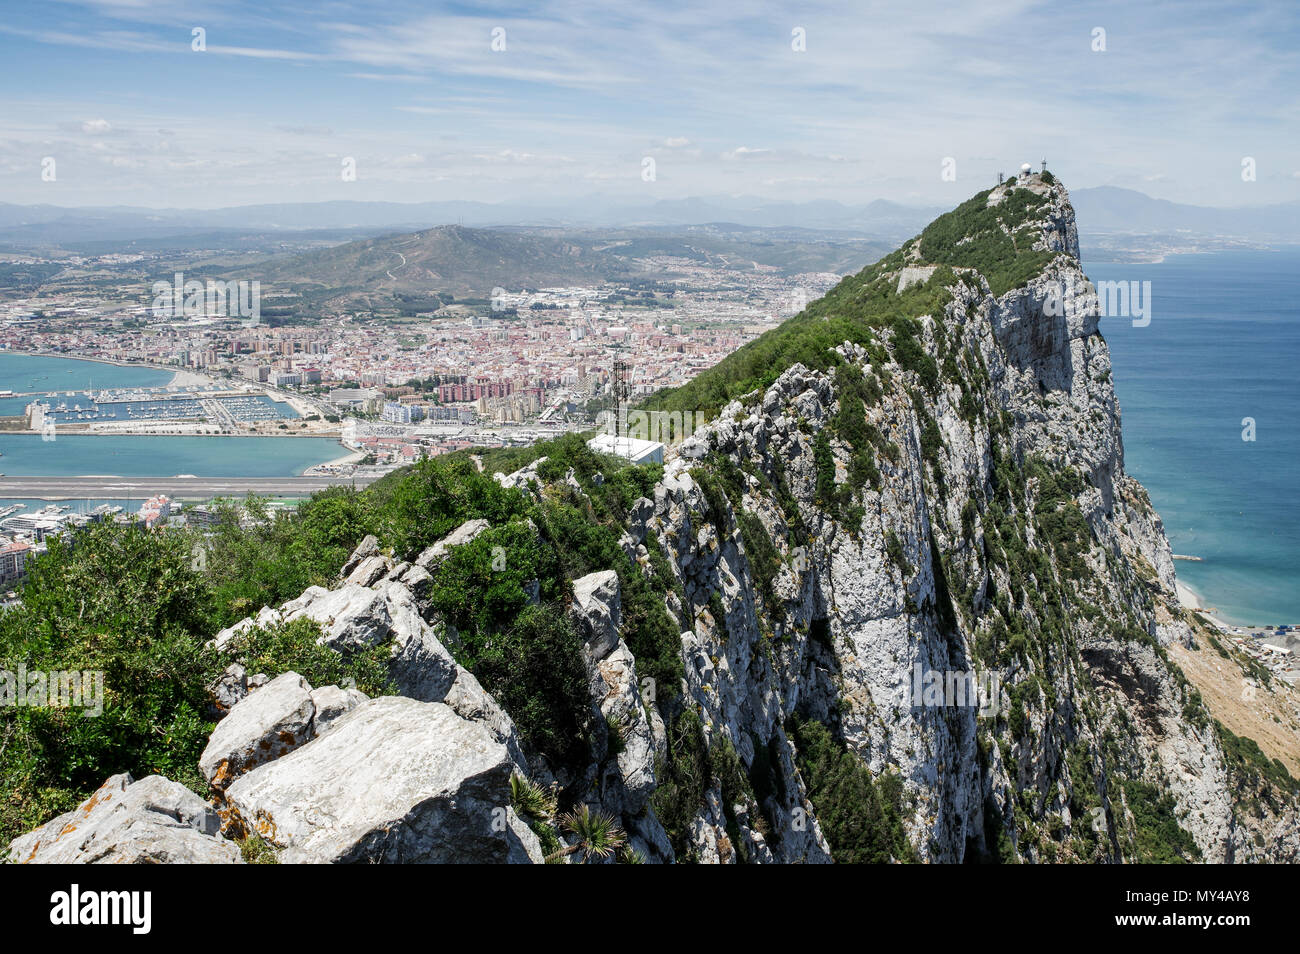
[1174,578,1202,612]
[167,368,216,389]
[1175,577,1241,630]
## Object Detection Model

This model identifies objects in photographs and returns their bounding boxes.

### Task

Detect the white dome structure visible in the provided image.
[1020,162,1032,174]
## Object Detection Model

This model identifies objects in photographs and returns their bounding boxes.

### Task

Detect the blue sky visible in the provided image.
[1,0,1297,209]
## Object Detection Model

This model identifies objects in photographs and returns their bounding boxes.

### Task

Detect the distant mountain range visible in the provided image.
[2,188,1299,248]
[1070,186,1300,238]
[217,224,893,315]
[0,197,941,247]
[236,226,634,304]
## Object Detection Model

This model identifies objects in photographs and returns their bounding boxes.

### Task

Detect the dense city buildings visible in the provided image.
[0,256,841,467]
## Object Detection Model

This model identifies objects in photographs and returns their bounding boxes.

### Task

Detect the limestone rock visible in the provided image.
[570,570,621,661]
[311,684,366,735]
[207,661,248,718]
[224,696,541,863]
[343,553,391,588]
[7,774,240,865]
[199,671,316,790]
[341,534,380,577]
[415,518,490,568]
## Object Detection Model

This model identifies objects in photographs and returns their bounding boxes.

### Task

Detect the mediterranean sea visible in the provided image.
[1088,249,1300,626]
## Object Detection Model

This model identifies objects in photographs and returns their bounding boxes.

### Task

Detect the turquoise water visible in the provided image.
[0,352,342,478]
[0,433,344,478]
[0,352,172,414]
[1088,249,1300,626]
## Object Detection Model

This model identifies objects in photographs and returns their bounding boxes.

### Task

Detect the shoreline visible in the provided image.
[1172,576,1294,631]
[305,447,366,472]
[1174,577,1240,630]
[2,350,343,440]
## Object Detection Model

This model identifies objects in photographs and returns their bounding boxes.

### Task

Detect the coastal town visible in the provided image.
[0,257,839,594]
[0,254,838,469]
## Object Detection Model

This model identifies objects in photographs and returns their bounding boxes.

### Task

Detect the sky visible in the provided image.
[1,0,1298,210]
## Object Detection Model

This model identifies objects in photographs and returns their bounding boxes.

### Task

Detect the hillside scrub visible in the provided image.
[0,431,680,842]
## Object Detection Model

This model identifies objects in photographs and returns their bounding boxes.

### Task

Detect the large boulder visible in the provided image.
[414,518,490,568]
[340,534,380,577]
[7,774,240,864]
[283,583,400,650]
[199,672,317,791]
[570,570,622,661]
[224,696,542,863]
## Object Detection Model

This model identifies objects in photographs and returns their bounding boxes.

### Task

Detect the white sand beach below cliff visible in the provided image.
[1175,579,1201,610]
[1175,578,1239,630]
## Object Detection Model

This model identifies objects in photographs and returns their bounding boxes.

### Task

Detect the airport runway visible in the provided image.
[0,474,385,499]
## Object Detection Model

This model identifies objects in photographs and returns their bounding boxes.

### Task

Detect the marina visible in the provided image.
[23,386,296,427]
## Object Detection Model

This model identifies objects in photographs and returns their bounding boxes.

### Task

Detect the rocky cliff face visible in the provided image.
[11,175,1295,864]
[555,172,1298,863]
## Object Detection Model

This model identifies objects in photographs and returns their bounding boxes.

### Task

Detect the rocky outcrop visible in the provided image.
[569,571,658,818]
[7,774,240,864]
[199,672,367,792]
[224,696,541,863]
[570,569,621,661]
[508,172,1283,864]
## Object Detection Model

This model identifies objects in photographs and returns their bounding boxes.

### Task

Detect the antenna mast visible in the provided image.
[611,356,631,438]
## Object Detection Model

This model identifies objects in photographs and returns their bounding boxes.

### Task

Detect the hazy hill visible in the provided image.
[1072,186,1300,238]
[234,225,634,303]
[218,224,895,315]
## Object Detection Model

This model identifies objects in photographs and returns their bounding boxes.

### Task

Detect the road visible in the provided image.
[0,473,386,500]
[385,250,408,281]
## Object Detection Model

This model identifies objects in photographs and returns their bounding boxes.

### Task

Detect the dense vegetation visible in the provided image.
[790,717,914,864]
[1121,779,1203,863]
[918,186,1056,297]
[1216,720,1300,813]
[0,433,681,843]
[642,183,1054,420]
[643,256,954,417]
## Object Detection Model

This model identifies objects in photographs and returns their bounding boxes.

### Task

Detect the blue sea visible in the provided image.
[0,433,345,478]
[0,352,171,414]
[1088,249,1300,626]
[0,352,345,480]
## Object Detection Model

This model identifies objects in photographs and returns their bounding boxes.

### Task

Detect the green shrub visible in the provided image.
[1121,779,1202,863]
[790,717,915,863]
[464,604,594,772]
[0,522,221,841]
[226,616,393,697]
